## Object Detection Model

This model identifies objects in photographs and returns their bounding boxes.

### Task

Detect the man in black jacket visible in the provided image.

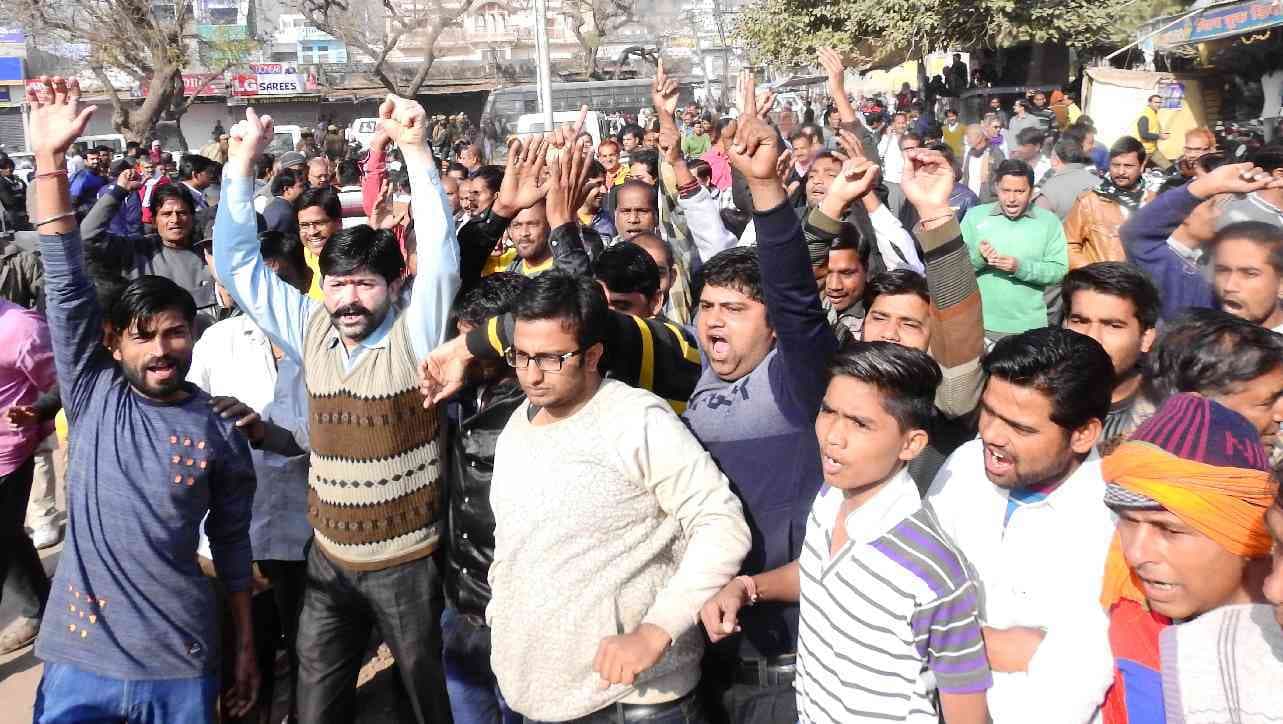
[0,157,30,231]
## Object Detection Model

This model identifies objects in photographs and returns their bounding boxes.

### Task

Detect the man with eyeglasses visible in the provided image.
[485,269,750,723]
[1159,127,1216,194]
[295,186,342,301]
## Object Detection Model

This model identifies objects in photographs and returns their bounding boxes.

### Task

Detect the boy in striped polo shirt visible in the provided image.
[701,342,991,723]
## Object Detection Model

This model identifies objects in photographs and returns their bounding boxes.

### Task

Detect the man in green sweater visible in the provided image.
[961,158,1068,339]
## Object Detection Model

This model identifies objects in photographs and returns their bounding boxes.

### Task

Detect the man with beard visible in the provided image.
[214,95,459,723]
[82,178,219,327]
[1065,138,1153,269]
[25,76,259,723]
[1210,221,1283,331]
[1158,127,1216,194]
[927,328,1117,723]
[1061,263,1161,451]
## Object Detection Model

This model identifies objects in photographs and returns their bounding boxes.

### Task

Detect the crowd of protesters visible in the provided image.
[2,45,1283,724]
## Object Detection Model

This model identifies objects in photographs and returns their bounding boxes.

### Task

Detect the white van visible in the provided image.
[514,111,604,150]
[347,117,380,148]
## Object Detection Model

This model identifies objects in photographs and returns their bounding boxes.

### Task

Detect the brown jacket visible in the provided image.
[1064,189,1155,269]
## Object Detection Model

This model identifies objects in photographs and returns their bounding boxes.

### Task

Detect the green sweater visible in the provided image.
[961,203,1068,334]
[681,132,711,157]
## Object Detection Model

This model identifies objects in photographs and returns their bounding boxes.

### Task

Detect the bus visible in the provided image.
[479,78,697,161]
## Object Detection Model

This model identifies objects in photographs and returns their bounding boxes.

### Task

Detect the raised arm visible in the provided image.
[214,108,313,361]
[361,128,391,217]
[729,70,835,417]
[27,77,112,417]
[819,48,858,126]
[388,95,461,361]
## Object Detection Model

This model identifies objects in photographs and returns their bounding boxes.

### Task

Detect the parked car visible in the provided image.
[347,117,380,149]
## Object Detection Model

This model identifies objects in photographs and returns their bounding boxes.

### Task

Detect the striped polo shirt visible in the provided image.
[796,469,992,723]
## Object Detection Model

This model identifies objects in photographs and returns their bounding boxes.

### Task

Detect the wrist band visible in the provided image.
[35,211,76,228]
[35,169,68,181]
[735,575,759,606]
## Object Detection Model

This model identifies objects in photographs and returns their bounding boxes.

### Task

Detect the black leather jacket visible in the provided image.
[443,377,526,618]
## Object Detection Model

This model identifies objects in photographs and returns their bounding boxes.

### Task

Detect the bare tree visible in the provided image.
[9,0,254,147]
[558,0,639,78]
[297,0,478,97]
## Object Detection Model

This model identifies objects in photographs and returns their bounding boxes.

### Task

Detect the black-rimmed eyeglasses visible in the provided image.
[504,347,583,372]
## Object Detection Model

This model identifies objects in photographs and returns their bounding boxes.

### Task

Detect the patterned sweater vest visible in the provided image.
[303,305,444,570]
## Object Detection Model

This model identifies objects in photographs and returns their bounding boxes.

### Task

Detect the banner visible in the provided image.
[233,66,319,97]
[1154,0,1283,49]
[141,73,223,97]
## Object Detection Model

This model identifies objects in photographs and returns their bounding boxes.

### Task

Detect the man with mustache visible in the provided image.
[213,94,459,723]
[25,76,259,723]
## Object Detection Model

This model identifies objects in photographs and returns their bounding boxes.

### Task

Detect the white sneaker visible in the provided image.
[31,525,63,550]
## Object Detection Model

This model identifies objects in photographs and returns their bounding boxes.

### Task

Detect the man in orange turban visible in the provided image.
[1100,393,1278,724]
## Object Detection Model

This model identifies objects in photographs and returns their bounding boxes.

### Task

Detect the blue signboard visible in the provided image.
[0,57,23,82]
[1156,0,1283,48]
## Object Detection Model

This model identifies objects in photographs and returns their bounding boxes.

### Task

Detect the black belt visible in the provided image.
[734,653,797,687]
[579,690,698,723]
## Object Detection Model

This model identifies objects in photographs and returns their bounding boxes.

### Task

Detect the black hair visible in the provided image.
[830,222,873,267]
[1148,94,1162,103]
[179,154,215,181]
[258,230,307,272]
[108,158,134,177]
[983,327,1114,431]
[512,269,610,349]
[337,159,362,186]
[1109,136,1147,163]
[319,225,405,283]
[616,179,658,211]
[787,127,811,143]
[1145,308,1283,401]
[0,157,12,171]
[1061,124,1090,150]
[1052,138,1090,165]
[923,141,960,178]
[1014,127,1045,148]
[593,242,661,300]
[827,341,943,431]
[106,275,197,335]
[1062,262,1162,331]
[630,232,674,270]
[688,158,713,183]
[992,158,1034,187]
[630,150,660,180]
[587,159,606,179]
[716,117,736,135]
[94,145,114,157]
[1210,221,1283,273]
[618,123,645,143]
[454,271,530,327]
[149,183,196,218]
[447,162,470,177]
[473,164,504,194]
[863,268,929,310]
[900,131,924,147]
[1249,145,1283,174]
[699,246,762,304]
[254,154,275,179]
[297,186,341,220]
[270,169,301,196]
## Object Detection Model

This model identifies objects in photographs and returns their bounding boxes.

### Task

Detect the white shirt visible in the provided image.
[878,132,906,184]
[966,154,985,197]
[925,439,1115,724]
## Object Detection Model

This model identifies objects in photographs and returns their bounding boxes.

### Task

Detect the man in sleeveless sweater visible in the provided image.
[212,100,459,723]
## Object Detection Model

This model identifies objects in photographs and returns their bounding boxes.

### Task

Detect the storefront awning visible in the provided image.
[1149,0,1283,50]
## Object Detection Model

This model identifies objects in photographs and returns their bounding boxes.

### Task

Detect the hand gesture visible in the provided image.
[835,129,865,164]
[658,126,682,166]
[370,126,392,152]
[493,136,550,217]
[210,396,265,444]
[26,77,96,162]
[900,148,957,216]
[818,48,846,96]
[4,405,40,429]
[223,643,260,718]
[378,94,428,150]
[369,180,398,230]
[700,579,750,644]
[419,335,474,407]
[823,158,881,213]
[1189,161,1283,198]
[727,71,782,183]
[593,624,671,688]
[979,241,1019,274]
[651,58,680,120]
[228,107,274,161]
[545,135,593,228]
[550,105,589,152]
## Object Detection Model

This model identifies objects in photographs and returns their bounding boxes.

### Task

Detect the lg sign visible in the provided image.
[233,72,304,96]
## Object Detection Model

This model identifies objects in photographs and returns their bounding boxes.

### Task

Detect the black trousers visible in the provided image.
[295,545,451,724]
[697,655,797,724]
[1,456,49,620]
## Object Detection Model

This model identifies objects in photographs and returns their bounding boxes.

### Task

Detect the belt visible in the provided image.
[734,653,797,687]
[586,690,697,723]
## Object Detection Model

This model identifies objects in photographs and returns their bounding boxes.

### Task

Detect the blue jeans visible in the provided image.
[33,661,218,723]
[441,605,520,724]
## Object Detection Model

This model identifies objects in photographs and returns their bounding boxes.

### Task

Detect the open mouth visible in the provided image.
[822,453,843,476]
[706,333,730,359]
[147,359,177,379]
[984,445,1014,477]
[1138,575,1178,595]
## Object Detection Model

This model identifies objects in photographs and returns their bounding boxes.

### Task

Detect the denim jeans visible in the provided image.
[522,692,706,724]
[33,661,218,723]
[441,605,520,724]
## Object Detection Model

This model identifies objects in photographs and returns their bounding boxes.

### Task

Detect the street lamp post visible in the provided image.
[533,0,554,132]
